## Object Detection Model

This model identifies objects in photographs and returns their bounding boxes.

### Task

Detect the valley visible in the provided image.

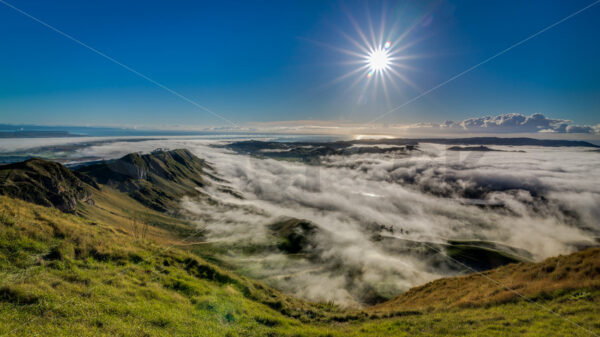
[1,142,599,336]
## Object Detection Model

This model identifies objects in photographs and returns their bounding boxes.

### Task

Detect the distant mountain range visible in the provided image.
[0,130,78,138]
[0,124,248,137]
[225,137,599,163]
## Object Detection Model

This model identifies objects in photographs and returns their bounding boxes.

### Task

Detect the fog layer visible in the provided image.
[10,138,598,306]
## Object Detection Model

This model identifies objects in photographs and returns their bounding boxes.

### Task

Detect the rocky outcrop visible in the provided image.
[0,149,210,214]
[0,159,93,213]
[77,149,209,212]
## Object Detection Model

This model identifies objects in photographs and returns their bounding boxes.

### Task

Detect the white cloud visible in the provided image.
[176,141,598,305]
[417,113,595,134]
[3,136,599,306]
[247,113,599,136]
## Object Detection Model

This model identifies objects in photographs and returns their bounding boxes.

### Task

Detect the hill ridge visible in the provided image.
[373,247,600,312]
[76,149,210,212]
[0,158,93,213]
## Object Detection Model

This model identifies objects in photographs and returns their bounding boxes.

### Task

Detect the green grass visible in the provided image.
[1,195,599,336]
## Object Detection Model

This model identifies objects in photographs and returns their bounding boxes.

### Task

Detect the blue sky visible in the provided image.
[0,0,599,128]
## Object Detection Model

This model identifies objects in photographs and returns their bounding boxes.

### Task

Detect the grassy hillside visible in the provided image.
[373,247,600,312]
[0,196,349,336]
[1,194,600,336]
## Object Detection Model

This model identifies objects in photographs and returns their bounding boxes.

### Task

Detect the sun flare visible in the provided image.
[325,10,423,105]
[368,48,390,72]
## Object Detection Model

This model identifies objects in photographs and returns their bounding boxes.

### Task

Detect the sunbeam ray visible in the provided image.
[324,4,426,104]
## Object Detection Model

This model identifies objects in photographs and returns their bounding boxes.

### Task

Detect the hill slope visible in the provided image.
[77,149,209,212]
[0,159,93,213]
[373,247,600,312]
[1,195,599,336]
[0,149,211,214]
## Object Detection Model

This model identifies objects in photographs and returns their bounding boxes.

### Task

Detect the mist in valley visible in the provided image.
[4,138,599,306]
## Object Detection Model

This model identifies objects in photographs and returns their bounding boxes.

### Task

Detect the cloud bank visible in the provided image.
[180,142,598,306]
[245,113,600,136]
[6,137,598,307]
[413,113,600,134]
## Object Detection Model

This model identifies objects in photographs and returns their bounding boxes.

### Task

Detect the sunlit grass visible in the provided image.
[1,195,599,336]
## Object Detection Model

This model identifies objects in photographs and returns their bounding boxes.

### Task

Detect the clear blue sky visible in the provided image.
[0,0,599,127]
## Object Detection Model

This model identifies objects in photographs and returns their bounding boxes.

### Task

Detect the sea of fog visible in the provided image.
[1,135,599,306]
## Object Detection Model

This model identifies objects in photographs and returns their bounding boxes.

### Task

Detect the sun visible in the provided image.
[368,48,390,72]
[365,41,395,80]
[319,10,422,105]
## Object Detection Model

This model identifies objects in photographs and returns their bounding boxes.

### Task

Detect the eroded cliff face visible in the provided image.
[0,158,93,213]
[0,149,210,214]
[76,149,209,212]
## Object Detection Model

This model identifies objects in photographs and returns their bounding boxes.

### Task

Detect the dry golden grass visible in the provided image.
[372,247,600,312]
[76,186,202,246]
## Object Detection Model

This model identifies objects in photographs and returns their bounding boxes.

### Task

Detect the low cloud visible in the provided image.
[243,113,599,137]
[177,141,598,306]
[408,113,599,134]
[3,137,598,307]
